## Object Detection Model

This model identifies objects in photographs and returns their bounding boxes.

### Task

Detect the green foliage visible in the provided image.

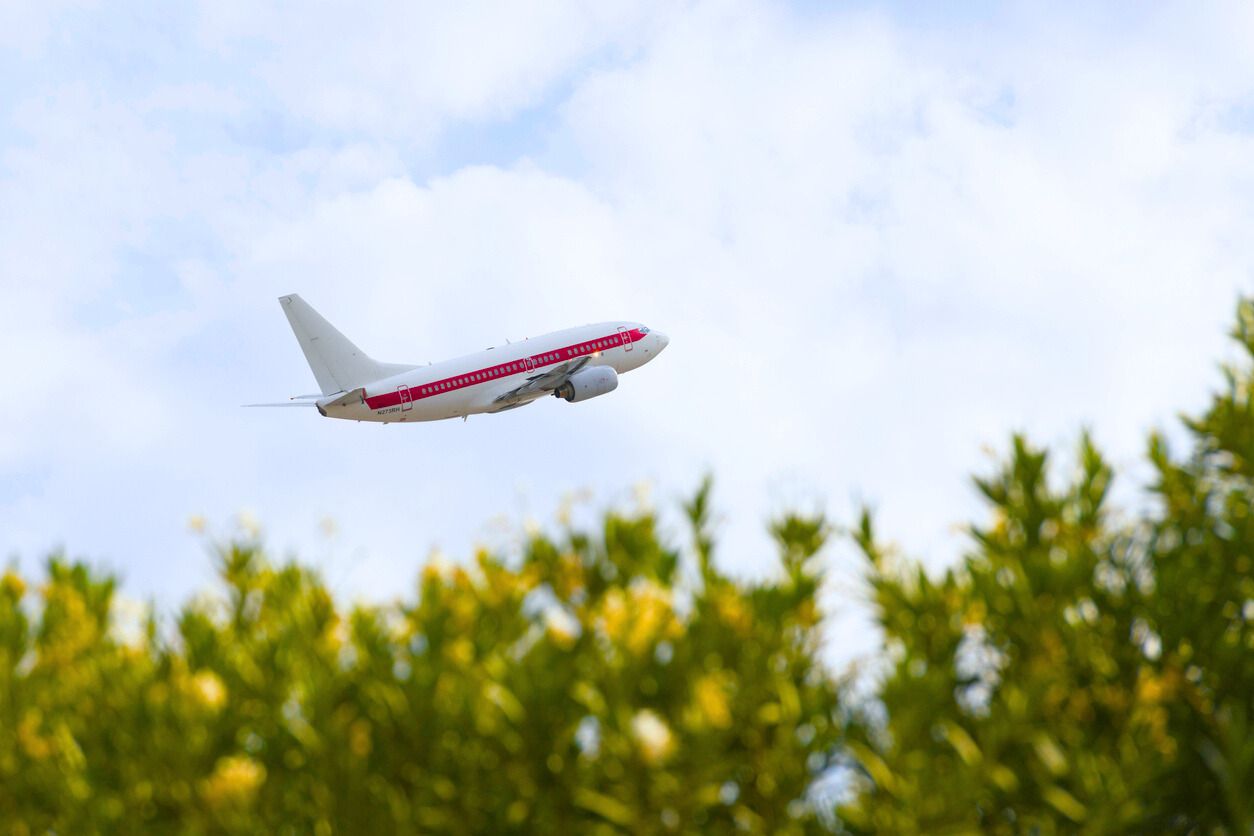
[7,302,1254,833]
[0,501,838,834]
[839,299,1254,834]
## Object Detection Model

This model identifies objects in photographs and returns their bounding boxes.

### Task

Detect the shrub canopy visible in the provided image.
[3,302,1254,834]
[839,301,1254,834]
[0,481,838,834]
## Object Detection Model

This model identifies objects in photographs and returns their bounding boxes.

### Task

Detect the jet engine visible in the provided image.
[554,366,619,402]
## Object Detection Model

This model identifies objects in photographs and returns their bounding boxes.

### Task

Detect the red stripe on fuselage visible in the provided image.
[362,328,645,410]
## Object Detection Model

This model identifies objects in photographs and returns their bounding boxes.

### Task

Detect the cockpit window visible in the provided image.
[639,326,650,335]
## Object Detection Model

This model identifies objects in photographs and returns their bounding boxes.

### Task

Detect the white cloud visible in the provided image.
[0,0,97,58]
[195,0,668,145]
[1,1,1253,669]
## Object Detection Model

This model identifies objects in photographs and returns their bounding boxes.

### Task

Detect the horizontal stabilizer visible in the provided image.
[243,401,319,408]
[316,387,366,409]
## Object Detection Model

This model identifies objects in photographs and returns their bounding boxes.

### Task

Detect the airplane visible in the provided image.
[247,295,669,423]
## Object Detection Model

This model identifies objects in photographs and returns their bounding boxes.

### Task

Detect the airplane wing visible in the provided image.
[492,356,592,406]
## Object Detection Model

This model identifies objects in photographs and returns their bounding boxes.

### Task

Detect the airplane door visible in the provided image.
[523,356,536,373]
[398,385,412,411]
[618,326,633,351]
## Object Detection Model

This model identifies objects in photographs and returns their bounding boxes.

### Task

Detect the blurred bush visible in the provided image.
[4,301,1254,834]
[0,480,840,834]
[838,301,1254,834]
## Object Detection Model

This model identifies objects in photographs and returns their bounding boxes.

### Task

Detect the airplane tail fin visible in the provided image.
[278,294,413,395]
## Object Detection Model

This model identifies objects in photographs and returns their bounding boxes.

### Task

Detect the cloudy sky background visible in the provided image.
[2,1,1252,663]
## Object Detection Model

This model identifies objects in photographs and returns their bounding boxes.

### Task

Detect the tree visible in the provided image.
[839,301,1254,834]
[0,481,840,834]
[5,302,1254,834]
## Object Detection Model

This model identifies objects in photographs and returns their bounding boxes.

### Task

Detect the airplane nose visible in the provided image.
[655,332,669,351]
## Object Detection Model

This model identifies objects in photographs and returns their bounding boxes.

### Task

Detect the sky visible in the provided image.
[2,1,1252,666]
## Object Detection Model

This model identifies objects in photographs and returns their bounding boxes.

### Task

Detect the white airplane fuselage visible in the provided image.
[253,295,669,424]
[329,322,667,423]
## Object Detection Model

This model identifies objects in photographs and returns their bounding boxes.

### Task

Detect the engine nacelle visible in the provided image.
[555,366,619,403]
